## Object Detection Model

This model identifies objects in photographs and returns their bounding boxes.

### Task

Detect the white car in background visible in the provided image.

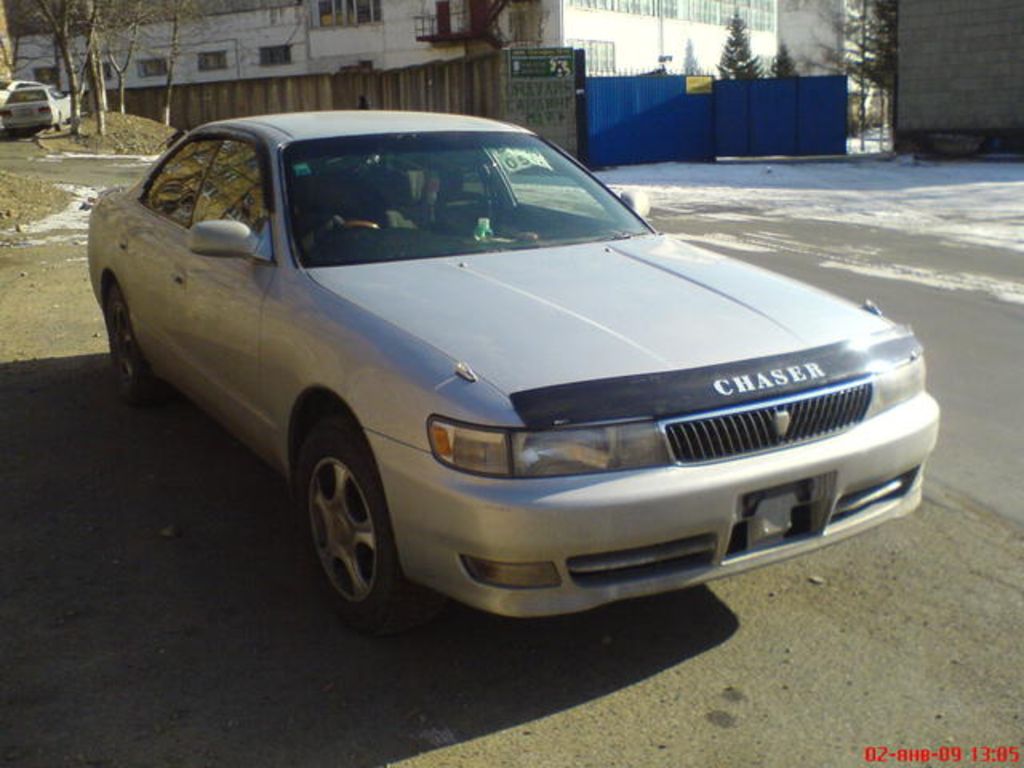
[0,85,71,138]
[0,79,46,106]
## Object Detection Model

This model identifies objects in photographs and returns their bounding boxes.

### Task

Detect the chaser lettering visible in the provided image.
[712,363,828,397]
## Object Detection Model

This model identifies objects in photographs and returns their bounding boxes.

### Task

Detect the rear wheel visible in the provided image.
[103,282,166,405]
[296,415,445,634]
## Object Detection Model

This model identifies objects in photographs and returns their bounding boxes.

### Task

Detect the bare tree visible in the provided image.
[104,0,147,113]
[0,17,20,78]
[158,0,200,126]
[79,0,108,135]
[25,0,86,133]
[827,0,898,149]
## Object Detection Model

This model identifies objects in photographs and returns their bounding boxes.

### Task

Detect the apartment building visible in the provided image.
[10,0,837,90]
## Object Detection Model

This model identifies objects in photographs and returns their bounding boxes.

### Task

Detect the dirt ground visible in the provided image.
[35,112,177,156]
[0,144,1021,768]
[0,169,72,232]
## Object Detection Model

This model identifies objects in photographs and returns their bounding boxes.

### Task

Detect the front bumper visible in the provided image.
[369,392,939,618]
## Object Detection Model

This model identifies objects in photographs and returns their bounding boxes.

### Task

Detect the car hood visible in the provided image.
[308,234,891,395]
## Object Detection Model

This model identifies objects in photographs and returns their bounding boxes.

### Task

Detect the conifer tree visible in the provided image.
[718,12,762,80]
[771,42,797,78]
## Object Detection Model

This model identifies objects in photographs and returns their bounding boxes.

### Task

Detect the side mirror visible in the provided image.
[620,188,651,218]
[188,220,256,258]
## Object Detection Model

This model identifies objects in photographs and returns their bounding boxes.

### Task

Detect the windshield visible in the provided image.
[283,131,650,267]
[6,89,47,104]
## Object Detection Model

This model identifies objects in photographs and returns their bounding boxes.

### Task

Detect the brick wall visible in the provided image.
[898,0,1024,137]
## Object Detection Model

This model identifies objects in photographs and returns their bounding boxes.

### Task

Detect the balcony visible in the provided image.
[414,0,515,46]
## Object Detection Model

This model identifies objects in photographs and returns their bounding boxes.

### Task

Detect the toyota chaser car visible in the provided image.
[87,112,939,634]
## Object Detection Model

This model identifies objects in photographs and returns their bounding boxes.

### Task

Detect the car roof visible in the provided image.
[1,80,45,90]
[200,110,530,142]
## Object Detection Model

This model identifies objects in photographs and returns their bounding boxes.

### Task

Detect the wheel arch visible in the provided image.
[99,268,119,308]
[288,386,365,481]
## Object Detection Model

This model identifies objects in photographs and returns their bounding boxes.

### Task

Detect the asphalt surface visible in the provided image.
[1,143,1021,768]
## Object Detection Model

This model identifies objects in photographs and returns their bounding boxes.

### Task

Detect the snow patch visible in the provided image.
[820,258,1024,306]
[21,185,95,235]
[600,160,1024,254]
[37,152,158,164]
[675,232,774,253]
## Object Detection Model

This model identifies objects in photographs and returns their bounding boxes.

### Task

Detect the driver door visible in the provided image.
[176,138,277,451]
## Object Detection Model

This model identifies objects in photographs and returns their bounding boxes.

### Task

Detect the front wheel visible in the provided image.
[296,416,445,634]
[103,282,166,405]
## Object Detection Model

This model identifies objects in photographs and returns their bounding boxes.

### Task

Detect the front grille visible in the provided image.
[664,380,873,463]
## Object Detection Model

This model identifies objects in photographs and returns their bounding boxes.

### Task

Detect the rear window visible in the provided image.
[6,89,47,104]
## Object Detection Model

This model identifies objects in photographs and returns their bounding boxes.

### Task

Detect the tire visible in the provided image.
[103,282,166,405]
[296,415,446,634]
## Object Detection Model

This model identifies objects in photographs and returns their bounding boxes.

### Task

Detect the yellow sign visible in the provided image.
[686,76,713,95]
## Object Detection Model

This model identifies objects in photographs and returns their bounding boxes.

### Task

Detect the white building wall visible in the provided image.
[307,0,466,71]
[562,7,777,74]
[16,5,312,90]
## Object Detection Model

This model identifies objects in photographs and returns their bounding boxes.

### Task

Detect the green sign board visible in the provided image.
[508,48,574,79]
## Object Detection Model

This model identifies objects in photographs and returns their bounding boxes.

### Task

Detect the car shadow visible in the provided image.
[0,354,738,768]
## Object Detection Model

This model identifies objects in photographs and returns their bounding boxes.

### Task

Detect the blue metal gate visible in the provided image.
[585,76,714,167]
[714,77,847,157]
[585,75,848,166]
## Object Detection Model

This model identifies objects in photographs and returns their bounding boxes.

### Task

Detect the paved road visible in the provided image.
[648,209,1024,529]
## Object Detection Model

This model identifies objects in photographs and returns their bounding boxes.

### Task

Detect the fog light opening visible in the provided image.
[461,556,561,589]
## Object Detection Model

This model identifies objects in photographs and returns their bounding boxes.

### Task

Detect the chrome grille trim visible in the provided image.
[662,378,874,464]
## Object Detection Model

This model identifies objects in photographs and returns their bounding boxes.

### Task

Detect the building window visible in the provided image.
[137,58,168,78]
[33,66,59,85]
[568,39,616,74]
[198,51,228,71]
[259,45,292,66]
[568,0,775,31]
[315,0,382,27]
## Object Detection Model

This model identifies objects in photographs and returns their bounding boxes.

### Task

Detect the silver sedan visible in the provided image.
[87,112,939,633]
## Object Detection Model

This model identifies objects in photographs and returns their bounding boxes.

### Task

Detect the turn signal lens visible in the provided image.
[427,418,510,476]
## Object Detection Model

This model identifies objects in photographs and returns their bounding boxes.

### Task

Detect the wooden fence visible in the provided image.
[121,52,505,130]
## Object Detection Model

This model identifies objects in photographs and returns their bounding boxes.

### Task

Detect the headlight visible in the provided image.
[866,354,926,418]
[428,417,671,477]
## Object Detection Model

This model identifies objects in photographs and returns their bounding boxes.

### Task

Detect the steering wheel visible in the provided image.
[314,215,380,241]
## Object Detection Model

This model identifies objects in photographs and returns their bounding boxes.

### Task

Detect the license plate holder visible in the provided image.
[737,475,832,551]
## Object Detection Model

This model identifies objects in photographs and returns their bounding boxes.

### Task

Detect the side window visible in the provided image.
[193,140,268,238]
[144,139,220,227]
